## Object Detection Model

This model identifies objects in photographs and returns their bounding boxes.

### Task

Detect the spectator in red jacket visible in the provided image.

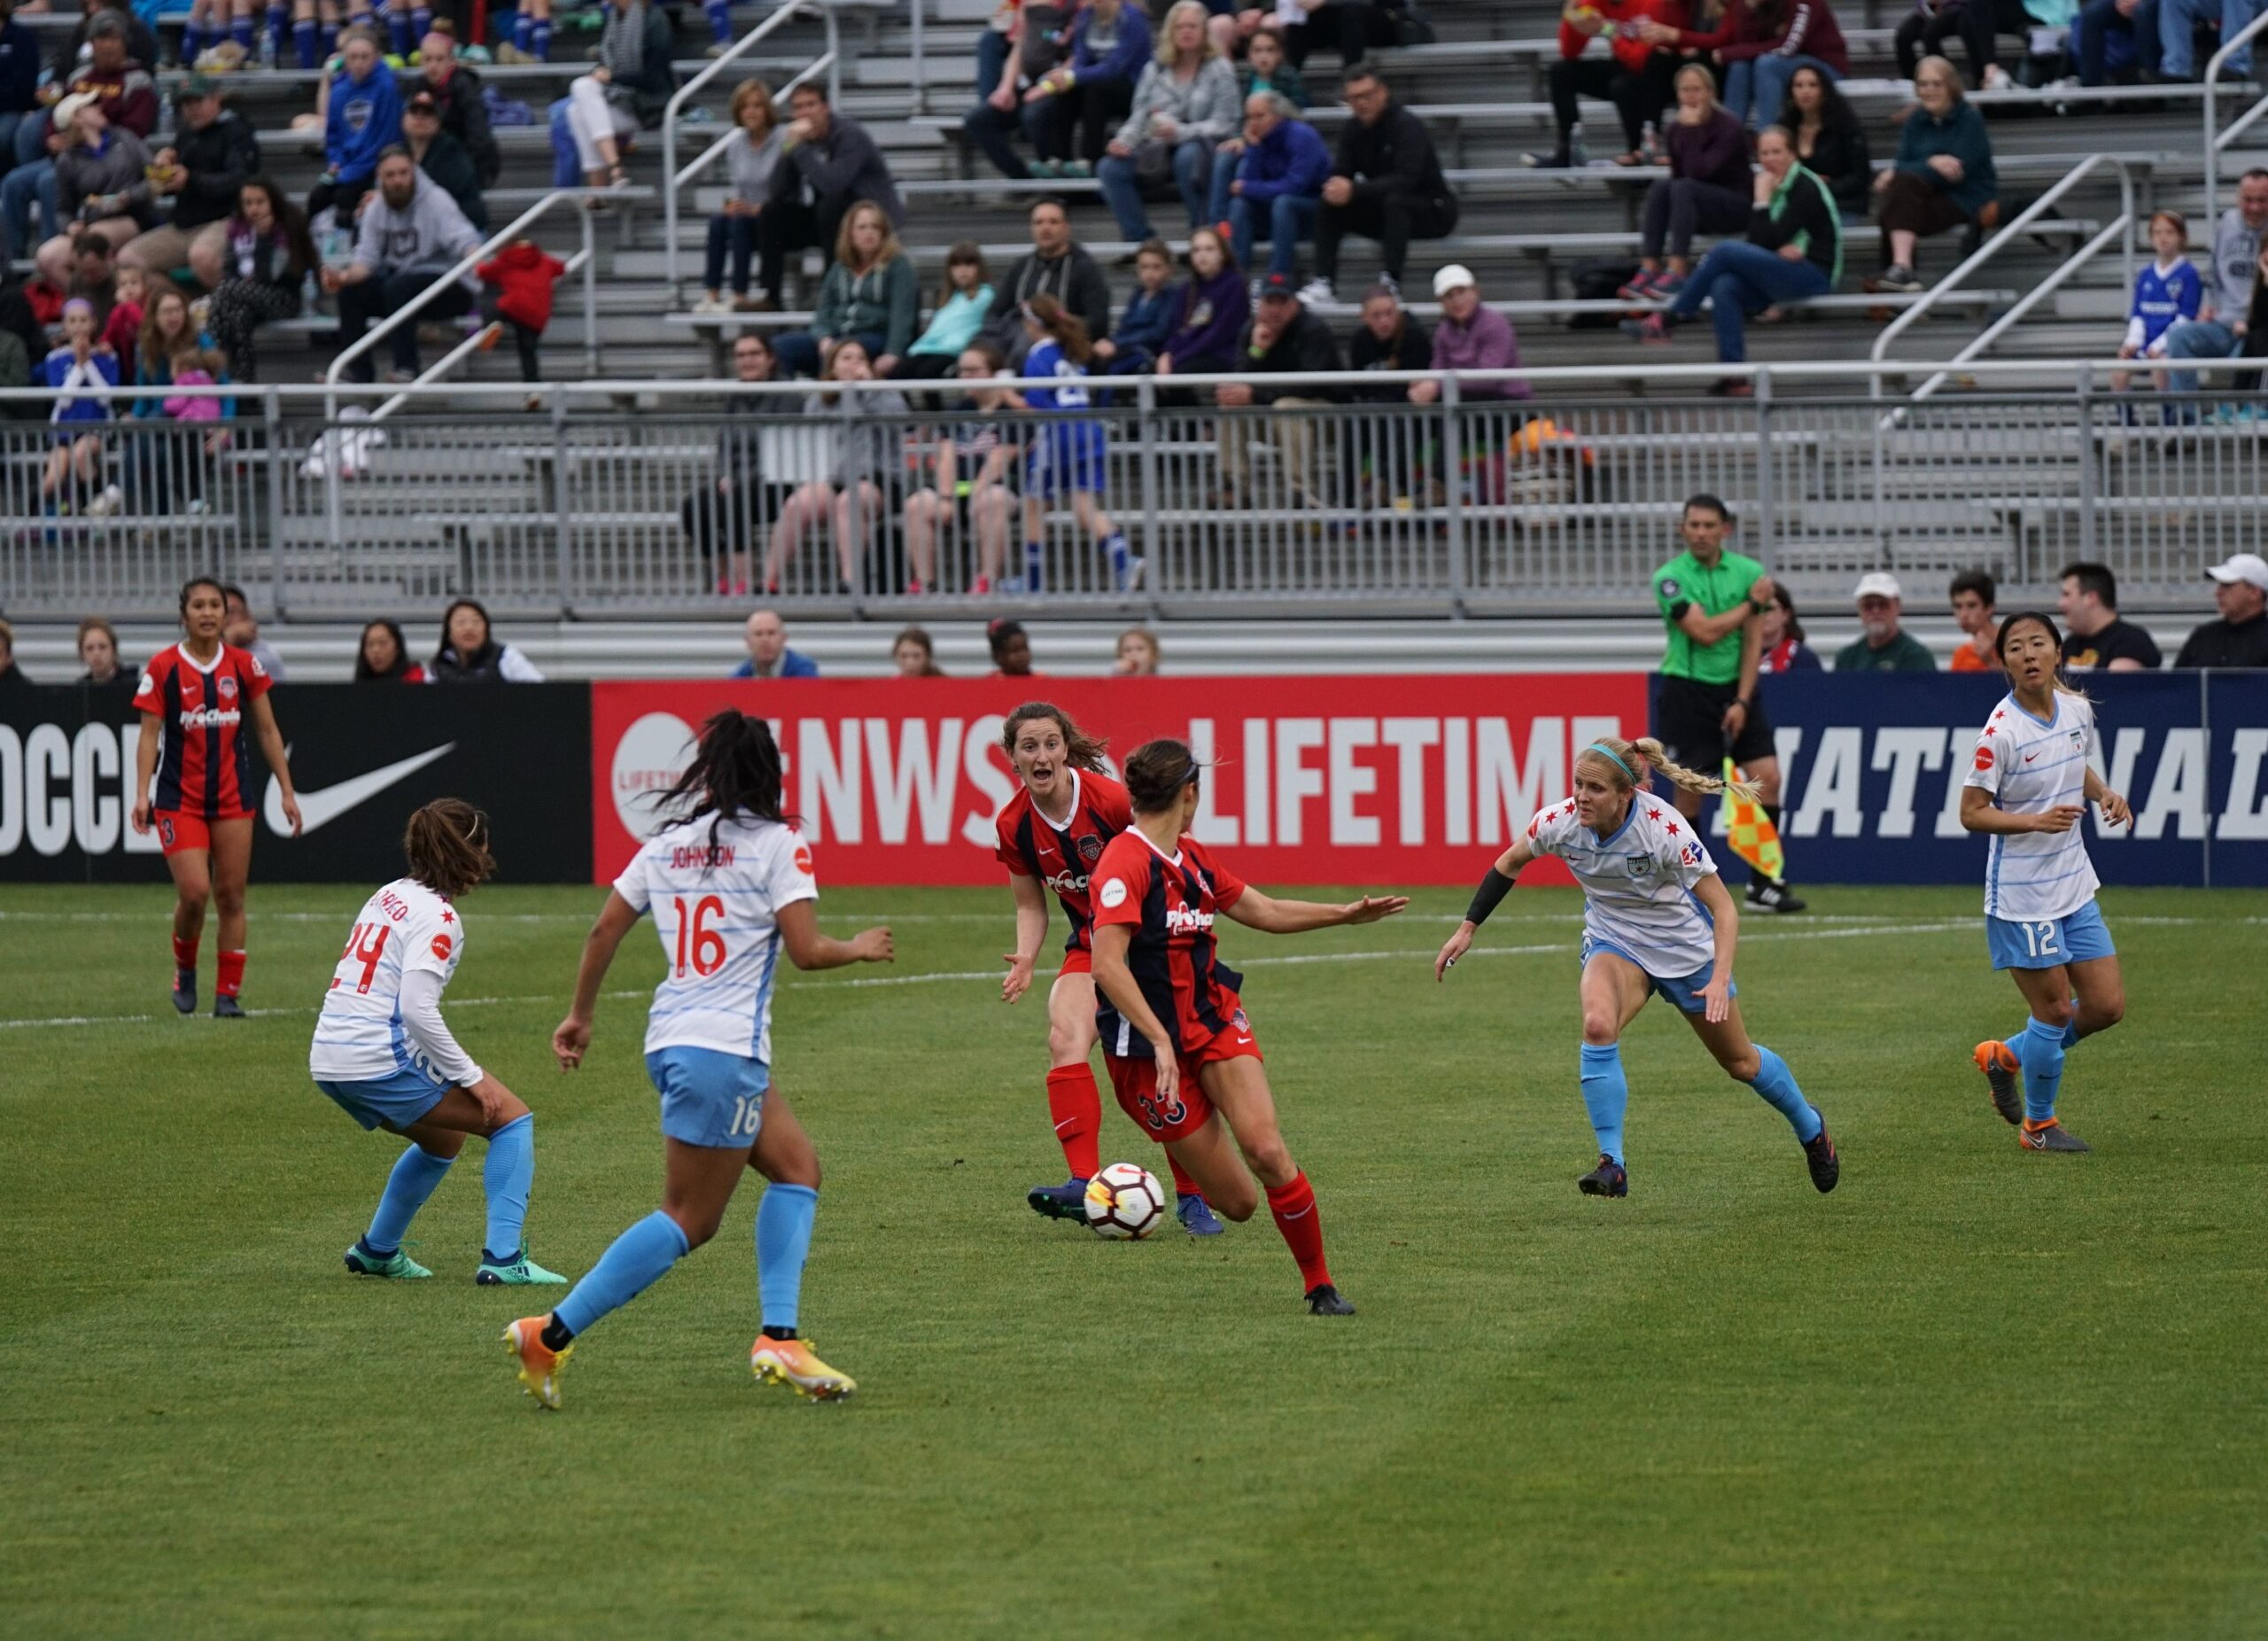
[476,237,567,407]
[1641,0,1848,130]
[1526,0,1689,169]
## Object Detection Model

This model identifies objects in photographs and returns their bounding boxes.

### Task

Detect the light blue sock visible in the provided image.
[2060,1007,2079,1050]
[756,1183,819,1332]
[366,1143,454,1253]
[1577,1041,1628,1163]
[704,0,732,43]
[1743,1044,1822,1144]
[2014,1017,2067,1124]
[481,1113,535,1264]
[554,1210,691,1337]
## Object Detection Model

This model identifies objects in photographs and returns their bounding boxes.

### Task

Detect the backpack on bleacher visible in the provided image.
[1568,260,1643,330]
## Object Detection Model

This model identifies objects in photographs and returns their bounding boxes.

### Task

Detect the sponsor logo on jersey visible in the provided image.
[1099,877,1130,910]
[793,844,814,875]
[1164,904,1214,934]
[181,707,243,730]
[431,933,453,960]
[1975,745,1994,771]
[1044,869,1089,896]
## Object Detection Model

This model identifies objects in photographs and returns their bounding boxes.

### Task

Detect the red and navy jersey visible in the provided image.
[1089,828,1247,1060]
[993,768,1134,954]
[133,642,272,819]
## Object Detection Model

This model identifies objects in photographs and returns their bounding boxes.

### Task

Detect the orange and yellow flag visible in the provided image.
[1720,758,1784,882]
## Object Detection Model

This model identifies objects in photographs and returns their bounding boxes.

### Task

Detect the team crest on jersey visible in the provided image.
[2070,727,2085,751]
[217,674,238,701]
[1626,856,1652,879]
[1077,834,1105,864]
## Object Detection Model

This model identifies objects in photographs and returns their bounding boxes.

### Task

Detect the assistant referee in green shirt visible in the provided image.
[1649,494,1806,914]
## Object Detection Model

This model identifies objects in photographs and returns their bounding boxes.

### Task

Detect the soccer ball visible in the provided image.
[1084,1163,1167,1240]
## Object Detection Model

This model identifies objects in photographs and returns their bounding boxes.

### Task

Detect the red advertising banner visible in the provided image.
[590,674,1651,887]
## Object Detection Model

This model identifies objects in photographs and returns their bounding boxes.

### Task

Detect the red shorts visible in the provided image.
[1103,1007,1262,1144]
[1058,947,1092,978]
[154,810,209,857]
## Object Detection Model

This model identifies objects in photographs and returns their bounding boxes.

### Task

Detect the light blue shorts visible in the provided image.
[315,1065,451,1132]
[1986,900,2116,971]
[1581,935,1736,1017]
[646,1046,770,1150]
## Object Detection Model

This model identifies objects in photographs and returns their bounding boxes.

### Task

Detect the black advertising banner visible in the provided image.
[0,684,593,884]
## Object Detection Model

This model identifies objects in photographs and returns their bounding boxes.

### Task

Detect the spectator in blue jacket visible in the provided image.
[308,29,400,226]
[1214,92,1332,287]
[1022,0,1152,176]
[732,609,820,678]
[1096,237,1177,374]
[0,0,39,180]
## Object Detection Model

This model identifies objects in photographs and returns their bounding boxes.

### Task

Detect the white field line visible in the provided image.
[0,915,2058,1033]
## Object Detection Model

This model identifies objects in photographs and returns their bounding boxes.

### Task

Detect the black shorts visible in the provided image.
[1653,675,1776,770]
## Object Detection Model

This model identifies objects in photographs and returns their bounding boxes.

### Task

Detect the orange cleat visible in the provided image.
[502,1314,571,1411]
[1973,1039,2023,1126]
[750,1335,857,1402]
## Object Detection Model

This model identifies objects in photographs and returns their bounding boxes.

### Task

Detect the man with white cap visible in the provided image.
[2174,554,2268,669]
[1407,263,1530,406]
[1835,572,1938,672]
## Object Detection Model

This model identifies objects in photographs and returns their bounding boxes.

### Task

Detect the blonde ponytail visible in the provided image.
[1631,735,1760,805]
[1575,735,1761,805]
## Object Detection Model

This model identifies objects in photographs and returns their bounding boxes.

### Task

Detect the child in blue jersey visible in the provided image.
[1015,293,1145,595]
[1436,734,1839,1201]
[41,299,118,516]
[1961,612,2133,1154]
[508,711,894,1411]
[2112,211,2202,402]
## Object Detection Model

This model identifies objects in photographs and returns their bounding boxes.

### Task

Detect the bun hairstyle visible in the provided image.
[1001,701,1109,772]
[1575,733,1758,805]
[1121,737,1203,814]
[653,707,795,855]
[403,798,495,898]
[1993,611,2088,697]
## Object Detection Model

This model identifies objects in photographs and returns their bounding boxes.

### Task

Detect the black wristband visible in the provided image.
[1464,866,1516,928]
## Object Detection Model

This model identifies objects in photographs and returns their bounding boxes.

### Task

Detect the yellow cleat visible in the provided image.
[503,1315,571,1411]
[750,1336,857,1402]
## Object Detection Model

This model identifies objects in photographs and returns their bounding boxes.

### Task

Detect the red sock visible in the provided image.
[1166,1155,1200,1199]
[216,949,246,999]
[1045,1065,1102,1180]
[1265,1170,1332,1292]
[172,933,199,972]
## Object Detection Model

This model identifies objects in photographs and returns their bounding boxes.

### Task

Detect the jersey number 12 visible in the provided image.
[672,895,726,977]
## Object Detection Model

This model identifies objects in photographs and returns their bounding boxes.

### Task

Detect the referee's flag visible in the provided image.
[1720,758,1784,881]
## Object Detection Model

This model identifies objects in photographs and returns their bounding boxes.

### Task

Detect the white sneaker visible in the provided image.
[1982,64,2015,91]
[691,296,731,315]
[1296,277,1334,306]
[1118,555,1147,592]
[86,484,123,517]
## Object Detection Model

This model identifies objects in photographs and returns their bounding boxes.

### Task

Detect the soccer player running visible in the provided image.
[509,711,892,1410]
[1087,738,1408,1316]
[310,800,566,1287]
[1435,735,1839,1200]
[1648,494,1805,914]
[129,576,301,1018]
[1961,613,2132,1154]
[995,703,1221,1235]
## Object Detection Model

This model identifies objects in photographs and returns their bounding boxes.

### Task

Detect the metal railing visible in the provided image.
[1872,155,2136,397]
[4,359,2261,622]
[2203,9,2268,223]
[662,0,842,299]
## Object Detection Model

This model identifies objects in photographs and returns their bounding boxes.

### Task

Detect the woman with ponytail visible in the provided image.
[1086,737,1408,1315]
[1016,293,1143,594]
[1961,612,2132,1155]
[1436,734,1841,1201]
[514,711,893,1411]
[994,704,1221,1234]
[310,799,567,1289]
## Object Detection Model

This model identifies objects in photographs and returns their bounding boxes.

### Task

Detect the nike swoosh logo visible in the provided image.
[2024,752,2040,763]
[268,743,457,835]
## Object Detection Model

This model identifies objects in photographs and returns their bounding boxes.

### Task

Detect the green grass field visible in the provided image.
[4,881,2266,1640]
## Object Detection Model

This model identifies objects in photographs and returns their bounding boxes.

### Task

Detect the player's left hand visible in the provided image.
[1001,951,1035,1003]
[552,1014,592,1070]
[1340,894,1408,925]
[850,925,895,963]
[1433,922,1473,982]
[279,791,303,836]
[1700,973,1732,1023]
[2097,788,2132,828]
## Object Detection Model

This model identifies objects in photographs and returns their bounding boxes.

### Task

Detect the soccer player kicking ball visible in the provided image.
[507,711,891,1411]
[1087,739,1408,1316]
[1960,613,2132,1154]
[309,799,565,1287]
[1436,735,1839,1200]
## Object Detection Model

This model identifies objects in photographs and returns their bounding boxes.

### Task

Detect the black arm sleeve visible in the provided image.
[1464,866,1517,928]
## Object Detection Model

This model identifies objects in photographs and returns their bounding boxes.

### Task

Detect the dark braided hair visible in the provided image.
[1121,737,1203,814]
[403,798,495,898]
[652,708,796,856]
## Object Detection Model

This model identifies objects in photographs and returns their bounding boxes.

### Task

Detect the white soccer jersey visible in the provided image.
[1528,797,1721,979]
[614,816,818,1060]
[309,877,468,1082]
[1963,691,2101,922]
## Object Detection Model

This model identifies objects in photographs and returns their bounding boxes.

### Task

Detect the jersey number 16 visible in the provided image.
[672,895,727,977]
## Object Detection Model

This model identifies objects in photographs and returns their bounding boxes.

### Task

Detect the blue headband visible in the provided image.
[1583,743,1634,779]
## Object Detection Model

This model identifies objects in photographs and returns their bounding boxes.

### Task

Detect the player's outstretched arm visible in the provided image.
[1959,786,2083,836]
[1223,889,1410,935]
[249,694,300,836]
[1091,923,1183,1105]
[2084,768,2132,828]
[129,709,160,832]
[1437,837,1534,981]
[777,900,893,971]
[1691,873,1739,1024]
[554,890,641,1069]
[1002,872,1049,1004]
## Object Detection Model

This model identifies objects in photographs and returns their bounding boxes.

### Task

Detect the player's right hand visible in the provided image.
[129,799,152,834]
[2031,805,2085,835]
[1001,952,1035,1003]
[552,1015,592,1070]
[852,926,894,963]
[1149,1039,1181,1105]
[1434,923,1474,982]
